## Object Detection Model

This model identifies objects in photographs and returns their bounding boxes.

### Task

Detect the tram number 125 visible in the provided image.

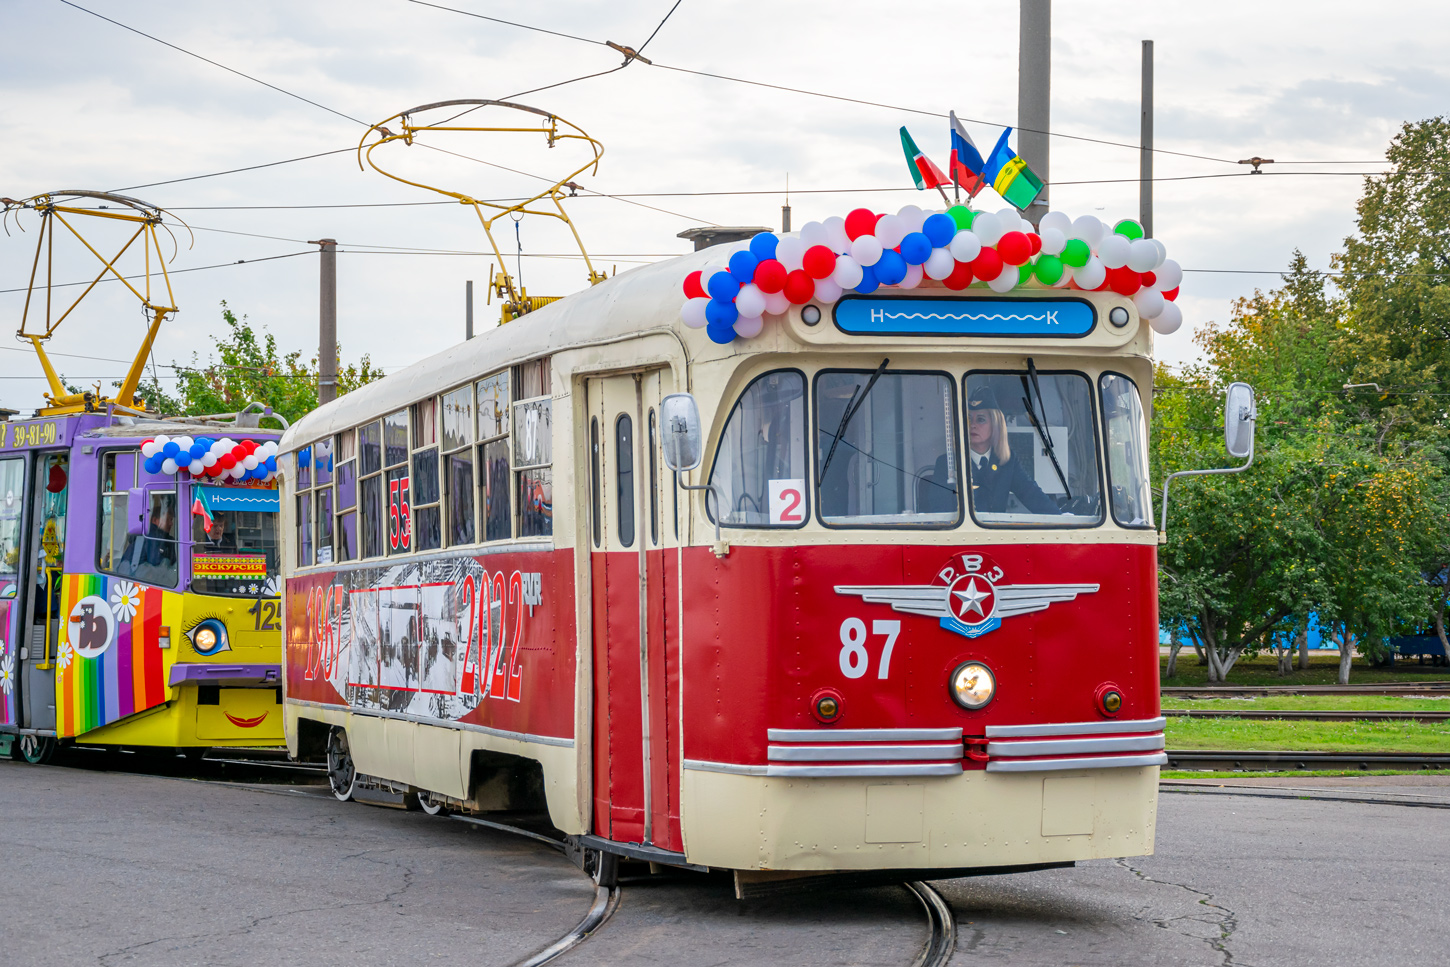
[838,617,902,680]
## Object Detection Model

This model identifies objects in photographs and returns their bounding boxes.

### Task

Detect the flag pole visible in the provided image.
[935,184,953,207]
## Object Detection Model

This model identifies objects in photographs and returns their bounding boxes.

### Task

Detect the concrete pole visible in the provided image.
[1018,0,1051,227]
[317,238,337,405]
[1140,40,1155,238]
[466,280,474,340]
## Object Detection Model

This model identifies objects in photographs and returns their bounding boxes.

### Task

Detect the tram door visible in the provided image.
[0,455,28,731]
[587,370,682,849]
[22,451,68,732]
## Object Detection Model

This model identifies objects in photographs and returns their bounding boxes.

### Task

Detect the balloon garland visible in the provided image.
[139,434,280,483]
[680,205,1185,343]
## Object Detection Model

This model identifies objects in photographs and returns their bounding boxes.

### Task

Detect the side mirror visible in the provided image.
[126,487,148,536]
[660,393,703,472]
[1224,382,1256,458]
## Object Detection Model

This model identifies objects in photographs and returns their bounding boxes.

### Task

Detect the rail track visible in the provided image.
[1164,708,1450,722]
[1165,749,1450,771]
[1162,682,1450,698]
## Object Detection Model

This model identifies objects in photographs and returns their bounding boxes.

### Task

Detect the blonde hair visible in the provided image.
[971,407,1012,464]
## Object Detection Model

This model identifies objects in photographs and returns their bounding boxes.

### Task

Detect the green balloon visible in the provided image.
[1114,218,1144,240]
[1061,238,1091,267]
[1034,254,1065,285]
[948,205,975,230]
[1018,263,1033,285]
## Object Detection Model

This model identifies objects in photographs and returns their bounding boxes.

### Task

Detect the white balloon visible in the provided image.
[1074,256,1107,290]
[832,254,864,288]
[813,278,844,303]
[898,263,925,289]
[244,455,259,471]
[1069,215,1105,246]
[775,236,806,272]
[1127,238,1160,273]
[161,458,178,475]
[681,297,709,328]
[140,441,159,458]
[1133,288,1166,319]
[1155,258,1183,291]
[1150,238,1168,268]
[988,263,1020,293]
[972,212,1005,246]
[763,290,792,315]
[1151,301,1183,335]
[1039,227,1066,256]
[175,436,194,451]
[949,230,982,262]
[153,434,171,447]
[1097,234,1131,270]
[850,235,884,267]
[874,214,908,249]
[733,314,765,338]
[924,247,956,280]
[823,216,851,253]
[997,207,1020,226]
[1039,210,1072,235]
[896,205,926,233]
[229,466,245,480]
[799,221,829,248]
[188,459,204,475]
[735,284,766,319]
[202,453,218,468]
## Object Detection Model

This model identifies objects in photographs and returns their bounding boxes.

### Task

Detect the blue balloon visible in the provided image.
[162,441,180,458]
[875,249,908,285]
[728,250,759,282]
[265,456,277,471]
[899,232,932,266]
[705,298,739,327]
[923,213,956,248]
[706,318,737,344]
[189,443,206,460]
[706,270,740,302]
[195,436,212,449]
[748,232,779,262]
[854,265,880,294]
[145,455,164,474]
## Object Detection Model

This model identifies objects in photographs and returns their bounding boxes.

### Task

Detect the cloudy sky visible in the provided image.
[3,0,1445,413]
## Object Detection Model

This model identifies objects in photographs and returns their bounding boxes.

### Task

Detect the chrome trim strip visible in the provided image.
[768,727,963,743]
[683,759,769,776]
[768,743,964,762]
[986,752,1168,773]
[987,734,1165,757]
[984,716,1167,738]
[767,762,964,778]
[287,698,575,748]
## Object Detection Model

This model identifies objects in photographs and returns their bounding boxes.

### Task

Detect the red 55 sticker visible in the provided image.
[768,478,805,525]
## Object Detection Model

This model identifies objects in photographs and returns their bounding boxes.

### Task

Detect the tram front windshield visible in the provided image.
[190,510,281,596]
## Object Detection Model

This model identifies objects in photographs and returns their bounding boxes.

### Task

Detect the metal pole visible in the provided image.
[1018,0,1051,227]
[1140,40,1154,238]
[466,279,474,340]
[317,238,337,405]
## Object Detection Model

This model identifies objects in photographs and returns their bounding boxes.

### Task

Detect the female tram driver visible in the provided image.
[965,386,1060,516]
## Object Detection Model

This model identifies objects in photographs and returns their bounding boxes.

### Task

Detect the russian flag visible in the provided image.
[899,126,949,190]
[949,111,986,197]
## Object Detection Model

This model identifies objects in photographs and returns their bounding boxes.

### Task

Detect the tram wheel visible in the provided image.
[17,735,57,765]
[410,791,448,816]
[326,729,358,802]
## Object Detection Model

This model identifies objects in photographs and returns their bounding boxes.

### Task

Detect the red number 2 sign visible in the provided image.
[768,478,805,525]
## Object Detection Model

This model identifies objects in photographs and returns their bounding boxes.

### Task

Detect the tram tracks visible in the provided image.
[1163,708,1450,721]
[1162,682,1450,698]
[1165,749,1450,771]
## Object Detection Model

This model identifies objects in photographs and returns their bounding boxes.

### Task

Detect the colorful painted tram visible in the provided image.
[1,411,287,762]
[281,222,1166,889]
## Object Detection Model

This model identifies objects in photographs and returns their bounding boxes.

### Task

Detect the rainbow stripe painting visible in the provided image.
[55,573,176,737]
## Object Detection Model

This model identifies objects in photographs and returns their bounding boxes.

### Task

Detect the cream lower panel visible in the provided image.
[680,765,1159,871]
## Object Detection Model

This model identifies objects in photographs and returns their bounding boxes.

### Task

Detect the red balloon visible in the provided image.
[802,245,836,279]
[206,464,224,477]
[1140,271,1157,288]
[970,247,1004,281]
[944,262,975,290]
[242,440,257,453]
[1027,232,1042,256]
[683,270,705,299]
[996,231,1031,266]
[783,269,816,305]
[1161,286,1180,302]
[1107,266,1141,296]
[219,455,236,470]
[844,209,877,241]
[754,259,787,293]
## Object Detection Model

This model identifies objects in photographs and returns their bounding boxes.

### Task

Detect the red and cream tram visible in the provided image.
[281,206,1170,890]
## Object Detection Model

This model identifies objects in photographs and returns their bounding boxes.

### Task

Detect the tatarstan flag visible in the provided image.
[899,126,949,190]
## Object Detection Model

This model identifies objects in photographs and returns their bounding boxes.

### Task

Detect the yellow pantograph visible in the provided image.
[3,190,191,415]
[358,99,606,324]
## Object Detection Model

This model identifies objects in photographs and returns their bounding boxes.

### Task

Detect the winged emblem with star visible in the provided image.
[835,570,1100,639]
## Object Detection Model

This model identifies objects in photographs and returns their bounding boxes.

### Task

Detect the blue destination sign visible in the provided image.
[833,297,1096,338]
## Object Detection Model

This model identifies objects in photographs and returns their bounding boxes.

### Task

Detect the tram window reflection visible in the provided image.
[708,369,807,528]
[815,370,960,527]
[963,371,1103,527]
[1100,373,1154,528]
[112,491,179,588]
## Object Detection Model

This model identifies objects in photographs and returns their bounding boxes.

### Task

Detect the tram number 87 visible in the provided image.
[838,617,902,680]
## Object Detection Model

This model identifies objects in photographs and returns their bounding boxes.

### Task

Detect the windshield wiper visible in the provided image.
[1019,357,1072,497]
[818,357,889,486]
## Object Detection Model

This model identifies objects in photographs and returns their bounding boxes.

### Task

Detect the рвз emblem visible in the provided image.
[834,552,1099,639]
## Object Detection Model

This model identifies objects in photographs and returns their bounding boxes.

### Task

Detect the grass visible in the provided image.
[1167,695,1450,712]
[1160,651,1449,688]
[1160,769,1437,780]
[1165,717,1450,754]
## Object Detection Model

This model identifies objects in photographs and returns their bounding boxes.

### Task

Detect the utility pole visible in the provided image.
[1140,40,1154,238]
[316,238,337,405]
[1018,0,1051,227]
[466,280,474,340]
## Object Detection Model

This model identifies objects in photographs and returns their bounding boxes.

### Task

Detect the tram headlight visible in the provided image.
[1096,682,1124,717]
[188,619,230,657]
[949,662,995,710]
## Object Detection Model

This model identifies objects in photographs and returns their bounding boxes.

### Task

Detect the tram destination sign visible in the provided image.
[0,419,74,451]
[833,296,1096,338]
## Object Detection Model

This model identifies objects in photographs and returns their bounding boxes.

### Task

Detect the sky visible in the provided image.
[3,0,1447,414]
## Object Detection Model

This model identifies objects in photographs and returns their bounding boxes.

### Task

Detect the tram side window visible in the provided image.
[0,458,23,596]
[295,442,314,568]
[313,437,334,565]
[358,421,385,558]
[963,370,1103,527]
[335,429,357,562]
[615,414,635,547]
[412,398,441,552]
[514,365,553,538]
[477,371,511,542]
[815,370,960,527]
[442,384,476,546]
[384,410,411,554]
[708,370,808,528]
[1100,373,1154,528]
[99,452,178,587]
